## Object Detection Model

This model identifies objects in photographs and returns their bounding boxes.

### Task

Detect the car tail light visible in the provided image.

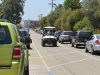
[12,46,21,60]
[76,37,80,40]
[95,40,100,44]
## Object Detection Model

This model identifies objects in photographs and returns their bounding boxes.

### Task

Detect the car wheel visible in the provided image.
[61,40,63,44]
[85,46,88,53]
[70,41,72,44]
[58,40,60,43]
[71,43,74,47]
[75,44,78,48]
[53,42,57,47]
[27,44,30,49]
[25,63,29,75]
[91,46,95,55]
[42,41,45,47]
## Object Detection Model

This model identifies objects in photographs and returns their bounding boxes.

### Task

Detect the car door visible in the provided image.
[87,35,94,50]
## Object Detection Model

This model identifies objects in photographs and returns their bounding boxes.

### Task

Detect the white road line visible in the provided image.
[49,58,90,68]
[59,44,100,61]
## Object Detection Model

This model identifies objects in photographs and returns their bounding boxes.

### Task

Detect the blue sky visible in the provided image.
[22,0,65,20]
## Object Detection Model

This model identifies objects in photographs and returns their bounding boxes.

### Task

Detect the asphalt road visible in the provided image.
[29,30,100,75]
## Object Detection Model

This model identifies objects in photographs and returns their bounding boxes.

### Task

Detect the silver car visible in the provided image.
[59,31,73,44]
[85,34,100,55]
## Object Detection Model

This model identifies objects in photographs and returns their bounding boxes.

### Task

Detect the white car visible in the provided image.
[85,34,100,55]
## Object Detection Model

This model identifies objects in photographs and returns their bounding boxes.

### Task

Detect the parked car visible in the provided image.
[19,29,32,49]
[0,19,29,75]
[54,30,62,41]
[71,30,93,48]
[85,34,100,55]
[59,31,73,44]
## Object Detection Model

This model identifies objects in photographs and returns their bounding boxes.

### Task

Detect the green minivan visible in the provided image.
[0,21,29,75]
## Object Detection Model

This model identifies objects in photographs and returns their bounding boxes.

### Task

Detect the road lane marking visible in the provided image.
[59,44,100,62]
[32,42,53,75]
[49,58,90,68]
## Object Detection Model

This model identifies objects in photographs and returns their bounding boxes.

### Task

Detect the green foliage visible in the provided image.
[93,29,100,34]
[82,0,100,28]
[60,11,71,30]
[1,0,26,24]
[39,16,48,29]
[63,0,80,10]
[73,17,93,31]
[67,9,86,30]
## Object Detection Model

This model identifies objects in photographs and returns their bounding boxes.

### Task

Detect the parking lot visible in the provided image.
[29,30,100,75]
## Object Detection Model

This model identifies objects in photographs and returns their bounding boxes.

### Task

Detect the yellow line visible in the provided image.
[40,57,50,71]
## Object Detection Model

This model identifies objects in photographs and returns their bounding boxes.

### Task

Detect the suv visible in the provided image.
[0,20,29,75]
[41,26,57,47]
[71,30,93,48]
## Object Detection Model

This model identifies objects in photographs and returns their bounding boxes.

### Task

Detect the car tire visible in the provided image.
[75,44,78,48]
[71,43,74,47]
[27,44,30,49]
[25,63,29,75]
[42,41,45,47]
[58,40,60,43]
[85,46,88,53]
[53,42,57,47]
[61,40,63,44]
[91,47,95,55]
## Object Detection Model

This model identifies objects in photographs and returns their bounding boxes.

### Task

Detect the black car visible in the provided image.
[19,29,32,49]
[71,30,93,48]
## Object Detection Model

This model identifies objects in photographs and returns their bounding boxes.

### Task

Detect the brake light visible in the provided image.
[12,46,21,60]
[76,37,80,40]
[95,40,100,44]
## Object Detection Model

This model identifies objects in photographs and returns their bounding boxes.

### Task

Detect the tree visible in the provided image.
[63,0,80,10]
[82,0,100,29]
[1,0,26,24]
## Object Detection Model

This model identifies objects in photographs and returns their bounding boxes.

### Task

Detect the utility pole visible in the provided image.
[52,0,53,13]
[38,14,43,21]
[49,0,56,13]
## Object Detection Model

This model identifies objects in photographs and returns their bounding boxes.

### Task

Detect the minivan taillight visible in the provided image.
[95,40,100,44]
[12,46,21,60]
[76,37,80,40]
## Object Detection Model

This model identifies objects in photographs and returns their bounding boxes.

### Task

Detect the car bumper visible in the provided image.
[76,41,86,45]
[0,62,20,75]
[62,38,71,42]
[94,45,100,51]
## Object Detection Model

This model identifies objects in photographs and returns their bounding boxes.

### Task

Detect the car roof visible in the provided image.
[44,26,55,29]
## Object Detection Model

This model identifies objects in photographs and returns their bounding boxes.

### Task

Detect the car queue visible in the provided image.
[35,28,100,55]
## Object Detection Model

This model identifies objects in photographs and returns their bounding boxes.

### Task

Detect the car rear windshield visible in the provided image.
[96,35,100,39]
[79,32,92,38]
[0,26,12,44]
[64,32,73,35]
[22,31,28,36]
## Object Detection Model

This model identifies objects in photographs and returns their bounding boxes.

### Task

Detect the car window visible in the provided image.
[79,32,92,38]
[64,32,73,35]
[0,26,12,44]
[12,25,20,42]
[22,31,28,36]
[96,35,100,39]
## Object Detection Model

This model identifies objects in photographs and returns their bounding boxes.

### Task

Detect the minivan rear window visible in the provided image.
[79,32,92,38]
[0,26,12,44]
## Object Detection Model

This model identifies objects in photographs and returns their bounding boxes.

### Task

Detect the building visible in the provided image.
[20,20,40,30]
